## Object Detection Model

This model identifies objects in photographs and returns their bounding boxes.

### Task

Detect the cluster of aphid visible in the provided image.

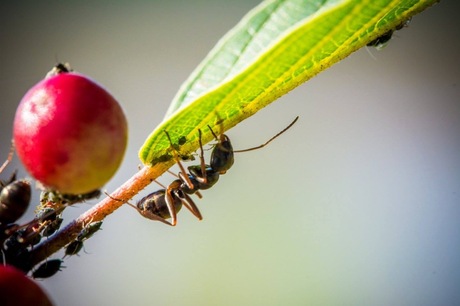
[127,116,299,226]
[0,148,103,279]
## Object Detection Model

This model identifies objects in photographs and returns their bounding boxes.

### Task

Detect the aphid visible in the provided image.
[27,231,42,246]
[63,221,102,258]
[11,206,58,236]
[41,215,63,237]
[367,30,394,49]
[64,240,84,257]
[76,220,103,241]
[367,18,412,50]
[130,116,299,226]
[32,259,63,279]
[46,62,72,78]
[28,189,100,238]
[35,207,58,223]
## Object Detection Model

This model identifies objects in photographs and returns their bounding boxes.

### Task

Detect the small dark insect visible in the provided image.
[32,259,63,279]
[8,206,60,239]
[64,240,84,257]
[76,221,103,241]
[41,215,64,237]
[367,31,394,49]
[63,220,103,258]
[41,188,101,206]
[46,62,72,78]
[367,18,411,50]
[36,207,58,223]
[178,136,187,146]
[129,116,299,226]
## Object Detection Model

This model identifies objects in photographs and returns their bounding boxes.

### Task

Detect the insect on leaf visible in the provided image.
[139,0,438,166]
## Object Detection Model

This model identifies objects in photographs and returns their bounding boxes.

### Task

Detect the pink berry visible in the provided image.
[0,265,54,306]
[13,67,128,194]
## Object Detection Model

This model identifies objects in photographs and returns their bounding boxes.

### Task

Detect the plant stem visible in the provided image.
[28,161,173,268]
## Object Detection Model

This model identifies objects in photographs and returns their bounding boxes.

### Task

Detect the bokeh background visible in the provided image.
[1,1,459,305]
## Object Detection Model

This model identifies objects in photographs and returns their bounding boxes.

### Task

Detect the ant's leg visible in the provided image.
[169,170,203,199]
[0,141,14,174]
[154,179,166,189]
[164,187,178,226]
[168,180,202,221]
[198,129,208,184]
[168,181,202,220]
[164,130,196,191]
[177,192,202,220]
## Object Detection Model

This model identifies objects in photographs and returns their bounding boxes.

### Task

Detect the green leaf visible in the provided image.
[139,0,438,166]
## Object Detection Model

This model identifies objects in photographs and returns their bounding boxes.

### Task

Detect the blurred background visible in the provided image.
[1,1,459,305]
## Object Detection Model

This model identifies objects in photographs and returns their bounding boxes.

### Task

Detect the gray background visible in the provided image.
[1,1,459,305]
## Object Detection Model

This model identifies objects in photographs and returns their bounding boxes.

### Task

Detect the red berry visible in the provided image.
[13,68,128,194]
[0,265,54,306]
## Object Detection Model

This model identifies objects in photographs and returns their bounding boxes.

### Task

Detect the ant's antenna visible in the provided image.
[234,116,299,153]
[0,141,15,174]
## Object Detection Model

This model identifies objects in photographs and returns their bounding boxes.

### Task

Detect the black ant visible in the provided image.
[0,143,31,226]
[128,116,299,226]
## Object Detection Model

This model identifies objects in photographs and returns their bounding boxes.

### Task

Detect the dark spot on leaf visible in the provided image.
[178,136,187,146]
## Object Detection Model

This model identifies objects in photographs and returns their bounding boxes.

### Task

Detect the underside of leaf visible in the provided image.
[139,0,438,166]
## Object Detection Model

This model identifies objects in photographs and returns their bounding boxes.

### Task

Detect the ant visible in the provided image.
[128,116,299,226]
[0,143,31,226]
